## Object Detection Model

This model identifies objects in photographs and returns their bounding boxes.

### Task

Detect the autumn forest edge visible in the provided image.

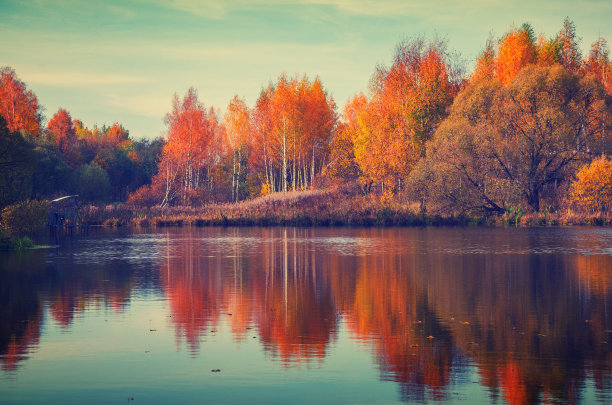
[1,18,611,238]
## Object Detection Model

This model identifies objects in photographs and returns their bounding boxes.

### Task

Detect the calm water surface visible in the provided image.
[1,227,611,404]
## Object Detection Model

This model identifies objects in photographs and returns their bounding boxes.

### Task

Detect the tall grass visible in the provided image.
[80,187,611,228]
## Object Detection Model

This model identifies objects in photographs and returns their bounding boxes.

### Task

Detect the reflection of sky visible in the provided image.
[1,1,611,139]
[5,298,493,405]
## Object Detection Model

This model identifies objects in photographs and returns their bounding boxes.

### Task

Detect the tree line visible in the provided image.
[0,66,163,207]
[1,17,610,216]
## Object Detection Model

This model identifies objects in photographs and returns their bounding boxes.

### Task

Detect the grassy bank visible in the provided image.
[78,188,612,228]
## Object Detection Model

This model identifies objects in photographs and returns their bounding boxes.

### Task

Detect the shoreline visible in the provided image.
[83,208,612,229]
[77,190,611,229]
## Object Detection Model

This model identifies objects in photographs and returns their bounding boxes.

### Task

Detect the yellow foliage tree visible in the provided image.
[569,156,612,213]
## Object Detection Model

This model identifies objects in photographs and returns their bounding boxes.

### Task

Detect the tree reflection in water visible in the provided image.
[1,227,611,404]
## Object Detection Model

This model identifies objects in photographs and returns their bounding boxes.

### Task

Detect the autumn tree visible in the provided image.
[223,95,251,201]
[472,38,497,82]
[324,94,365,184]
[156,88,217,206]
[473,19,583,85]
[347,37,463,191]
[414,65,611,213]
[250,87,274,191]
[557,17,582,73]
[584,38,612,95]
[251,75,337,193]
[569,156,612,213]
[0,67,41,136]
[494,24,537,85]
[46,109,77,154]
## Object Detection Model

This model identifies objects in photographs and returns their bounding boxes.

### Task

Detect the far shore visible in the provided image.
[78,189,612,229]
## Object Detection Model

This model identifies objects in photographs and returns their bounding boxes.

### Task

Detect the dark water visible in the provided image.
[1,227,611,404]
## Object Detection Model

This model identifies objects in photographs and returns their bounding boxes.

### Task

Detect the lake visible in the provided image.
[1,227,611,404]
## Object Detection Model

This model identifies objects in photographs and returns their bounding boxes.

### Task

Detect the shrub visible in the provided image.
[127,184,162,208]
[10,236,34,250]
[569,156,612,213]
[1,200,49,236]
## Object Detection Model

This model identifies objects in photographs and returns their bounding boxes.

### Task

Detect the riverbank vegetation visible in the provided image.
[0,200,48,249]
[0,18,610,230]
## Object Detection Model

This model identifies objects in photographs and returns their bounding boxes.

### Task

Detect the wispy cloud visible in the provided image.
[18,69,152,87]
[2,0,611,139]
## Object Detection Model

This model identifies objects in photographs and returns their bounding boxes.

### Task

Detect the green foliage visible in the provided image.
[30,143,73,198]
[10,235,34,250]
[1,200,49,237]
[94,148,134,200]
[0,117,35,207]
[77,162,112,202]
[133,137,164,183]
[503,206,524,227]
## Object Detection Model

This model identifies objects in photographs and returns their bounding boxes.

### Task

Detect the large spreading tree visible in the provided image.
[414,65,611,213]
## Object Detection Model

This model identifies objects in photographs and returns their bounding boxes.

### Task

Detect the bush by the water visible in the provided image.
[1,200,49,236]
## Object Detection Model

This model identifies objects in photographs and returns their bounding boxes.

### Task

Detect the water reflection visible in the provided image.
[1,227,611,404]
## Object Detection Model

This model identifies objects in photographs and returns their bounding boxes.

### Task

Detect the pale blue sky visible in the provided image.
[1,0,611,139]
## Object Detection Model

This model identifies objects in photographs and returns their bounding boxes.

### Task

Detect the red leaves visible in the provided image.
[47,109,76,153]
[0,67,41,136]
[584,38,612,95]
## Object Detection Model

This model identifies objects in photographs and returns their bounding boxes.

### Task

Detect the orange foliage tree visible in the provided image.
[46,109,77,154]
[347,37,463,192]
[324,94,366,184]
[418,65,611,213]
[584,38,612,95]
[251,75,337,193]
[157,88,219,206]
[569,156,612,213]
[493,24,537,85]
[472,19,583,85]
[0,67,41,136]
[223,95,251,201]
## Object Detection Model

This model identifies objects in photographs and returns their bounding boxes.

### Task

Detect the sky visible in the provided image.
[1,0,611,139]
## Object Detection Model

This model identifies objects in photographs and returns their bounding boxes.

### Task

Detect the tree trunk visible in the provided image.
[282,118,287,192]
[528,188,540,212]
